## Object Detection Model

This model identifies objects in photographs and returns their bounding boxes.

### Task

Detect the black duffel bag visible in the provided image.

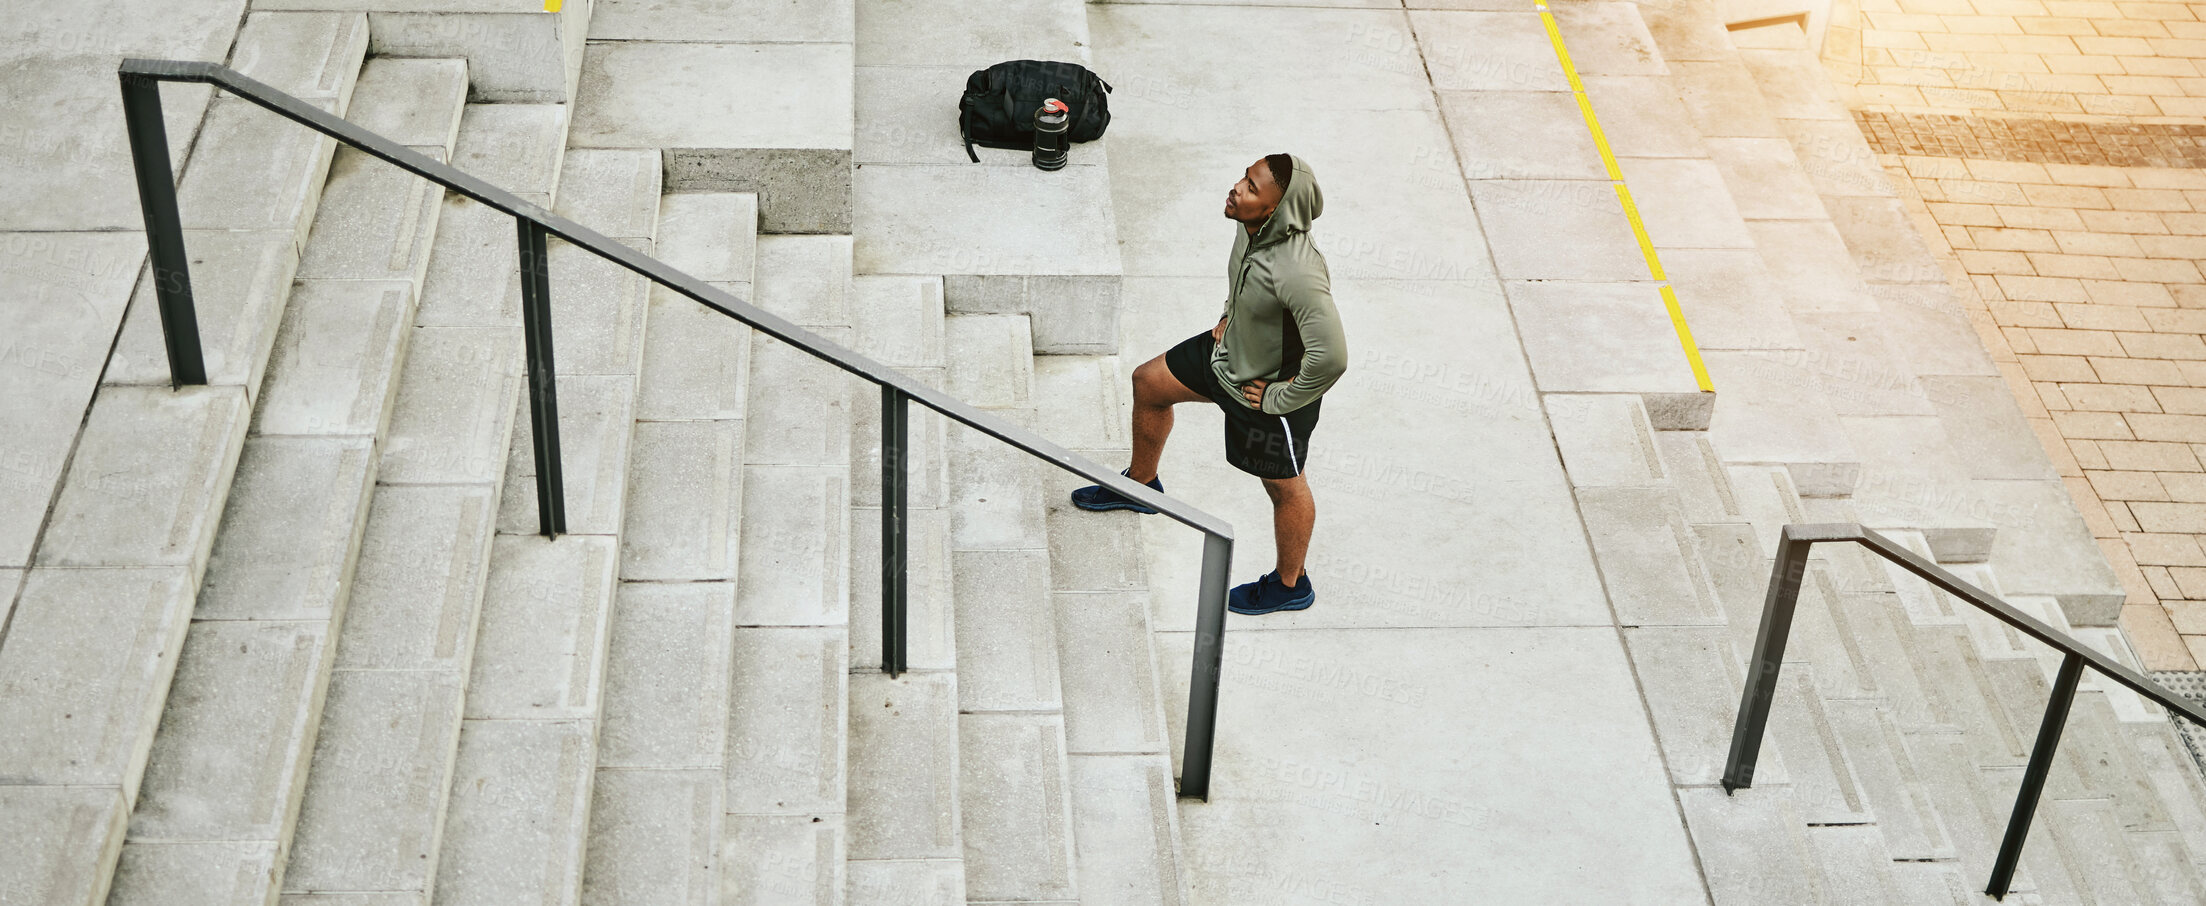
[957,60,1112,163]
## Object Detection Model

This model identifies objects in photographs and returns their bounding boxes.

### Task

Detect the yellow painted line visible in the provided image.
[1659,284,1710,389]
[545,0,562,11]
[1535,0,1713,393]
[1573,93,1622,181]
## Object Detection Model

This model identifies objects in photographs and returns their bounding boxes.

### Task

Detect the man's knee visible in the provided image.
[1132,357,1178,407]
[1261,474,1309,503]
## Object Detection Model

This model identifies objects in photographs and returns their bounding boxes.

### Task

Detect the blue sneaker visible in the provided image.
[1228,571,1315,615]
[1071,469,1164,514]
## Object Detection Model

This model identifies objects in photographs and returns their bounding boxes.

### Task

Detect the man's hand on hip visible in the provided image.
[1211,316,1227,343]
[1239,378,1268,408]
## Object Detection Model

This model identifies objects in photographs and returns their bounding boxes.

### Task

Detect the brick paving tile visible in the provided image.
[1848,3,2206,661]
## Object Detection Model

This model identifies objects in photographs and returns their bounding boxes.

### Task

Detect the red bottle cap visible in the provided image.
[1043,98,1069,114]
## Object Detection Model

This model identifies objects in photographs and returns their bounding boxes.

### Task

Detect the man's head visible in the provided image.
[1225,153,1295,228]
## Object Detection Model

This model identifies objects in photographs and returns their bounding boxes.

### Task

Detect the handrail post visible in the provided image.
[1723,527,1815,793]
[516,219,567,538]
[881,384,909,678]
[1179,531,1233,801]
[1987,651,2084,900]
[119,71,206,387]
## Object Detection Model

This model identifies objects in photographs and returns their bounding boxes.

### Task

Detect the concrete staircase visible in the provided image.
[0,10,445,903]
[108,42,476,903]
[0,7,662,905]
[1563,407,2206,903]
[1537,1,2206,901]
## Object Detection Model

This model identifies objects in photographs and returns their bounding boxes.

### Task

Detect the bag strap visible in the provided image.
[960,115,978,163]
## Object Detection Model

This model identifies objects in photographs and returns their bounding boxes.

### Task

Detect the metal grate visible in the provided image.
[2151,670,2206,782]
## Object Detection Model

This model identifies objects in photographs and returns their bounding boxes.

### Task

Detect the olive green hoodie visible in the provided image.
[1209,153,1347,415]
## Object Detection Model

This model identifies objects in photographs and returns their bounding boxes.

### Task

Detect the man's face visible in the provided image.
[1224,159,1283,225]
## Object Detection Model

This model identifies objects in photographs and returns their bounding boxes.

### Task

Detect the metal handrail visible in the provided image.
[119,59,1238,800]
[1725,523,2206,899]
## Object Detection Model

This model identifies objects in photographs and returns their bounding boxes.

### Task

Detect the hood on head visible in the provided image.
[1248,154,1322,249]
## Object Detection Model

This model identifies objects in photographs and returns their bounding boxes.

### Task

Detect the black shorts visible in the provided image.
[1163,330,1321,479]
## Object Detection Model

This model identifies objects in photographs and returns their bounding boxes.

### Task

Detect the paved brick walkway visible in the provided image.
[1822,0,2206,668]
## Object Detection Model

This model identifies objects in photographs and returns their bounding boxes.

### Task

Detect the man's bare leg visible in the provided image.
[1261,473,1314,584]
[1128,354,1206,483]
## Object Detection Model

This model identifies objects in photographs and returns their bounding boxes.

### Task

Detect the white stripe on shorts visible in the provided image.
[1279,416,1299,474]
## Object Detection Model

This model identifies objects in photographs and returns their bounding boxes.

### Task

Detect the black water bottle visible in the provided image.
[1032,98,1069,171]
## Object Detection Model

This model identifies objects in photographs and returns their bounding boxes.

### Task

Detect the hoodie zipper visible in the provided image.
[1217,247,1261,408]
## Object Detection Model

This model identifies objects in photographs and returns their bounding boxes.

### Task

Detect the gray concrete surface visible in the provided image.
[4,0,2203,901]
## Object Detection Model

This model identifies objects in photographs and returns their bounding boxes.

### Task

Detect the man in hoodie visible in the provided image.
[1070,153,1348,615]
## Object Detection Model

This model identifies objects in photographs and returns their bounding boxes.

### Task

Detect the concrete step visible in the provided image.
[725,626,848,901]
[0,564,202,905]
[545,160,660,380]
[637,193,757,423]
[436,718,598,904]
[943,313,1033,412]
[1805,823,1908,905]
[281,484,497,897]
[1706,27,2125,623]
[498,374,645,537]
[707,219,855,903]
[844,273,969,902]
[620,418,747,582]
[1062,752,1184,906]
[584,583,734,904]
[944,317,1042,556]
[845,671,966,902]
[1030,354,1187,905]
[108,431,376,906]
[850,275,949,507]
[580,191,755,902]
[435,539,618,904]
[581,767,723,905]
[291,59,463,288]
[0,10,318,565]
[434,148,660,906]
[414,106,572,332]
[852,276,945,372]
[944,319,1058,714]
[1822,699,1954,861]
[941,312,1085,901]
[957,712,1080,903]
[617,193,756,582]
[1625,625,1778,787]
[573,39,853,234]
[737,460,852,629]
[448,103,571,207]
[1677,786,1820,906]
[655,193,759,291]
[274,60,552,902]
